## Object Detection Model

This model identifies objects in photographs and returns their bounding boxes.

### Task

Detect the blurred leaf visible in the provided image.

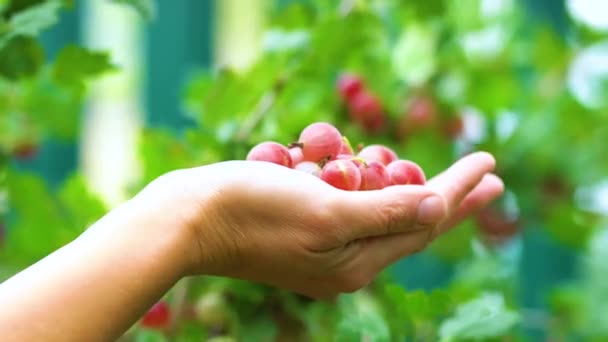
[51,45,116,88]
[0,0,61,49]
[3,170,68,265]
[335,292,391,342]
[57,173,106,232]
[429,219,476,262]
[392,22,438,87]
[174,321,208,341]
[579,228,608,338]
[439,292,519,341]
[0,35,44,80]
[238,315,278,342]
[262,29,310,53]
[137,128,195,185]
[269,1,317,29]
[567,39,608,110]
[21,73,83,140]
[134,329,168,342]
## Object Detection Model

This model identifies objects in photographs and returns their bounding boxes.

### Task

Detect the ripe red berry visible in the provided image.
[397,95,437,138]
[475,206,519,245]
[407,95,436,127]
[442,115,465,139]
[338,136,354,155]
[141,301,171,329]
[337,73,363,101]
[295,161,322,177]
[358,161,390,190]
[246,142,293,168]
[357,145,398,166]
[349,91,386,134]
[12,142,38,160]
[336,155,366,168]
[320,159,362,191]
[289,147,304,166]
[386,160,426,185]
[298,122,343,162]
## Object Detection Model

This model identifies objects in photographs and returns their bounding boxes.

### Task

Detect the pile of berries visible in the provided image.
[246,122,426,191]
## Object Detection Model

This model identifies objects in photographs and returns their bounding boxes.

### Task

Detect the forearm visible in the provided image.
[0,198,193,342]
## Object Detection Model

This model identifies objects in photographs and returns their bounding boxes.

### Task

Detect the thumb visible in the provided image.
[328,185,447,241]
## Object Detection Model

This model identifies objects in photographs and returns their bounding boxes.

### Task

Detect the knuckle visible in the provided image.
[376,201,409,234]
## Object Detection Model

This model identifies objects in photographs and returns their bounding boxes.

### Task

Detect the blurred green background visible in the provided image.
[2,0,608,341]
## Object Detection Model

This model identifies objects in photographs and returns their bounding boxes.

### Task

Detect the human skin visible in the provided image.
[0,151,502,342]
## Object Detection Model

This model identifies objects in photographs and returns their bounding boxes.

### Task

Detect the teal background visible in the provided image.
[18,1,579,339]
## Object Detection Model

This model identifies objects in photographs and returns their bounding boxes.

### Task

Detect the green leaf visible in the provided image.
[0,35,44,80]
[392,22,438,87]
[57,173,107,232]
[335,292,391,342]
[174,320,208,341]
[51,45,116,88]
[238,316,278,342]
[262,29,310,53]
[2,170,68,265]
[429,219,476,262]
[137,128,197,185]
[439,292,520,341]
[0,0,62,49]
[110,0,156,20]
[133,329,169,342]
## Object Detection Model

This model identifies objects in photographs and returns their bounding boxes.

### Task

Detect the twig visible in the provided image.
[234,77,287,143]
[234,91,277,143]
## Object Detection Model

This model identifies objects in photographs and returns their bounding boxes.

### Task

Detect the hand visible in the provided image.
[135,151,503,299]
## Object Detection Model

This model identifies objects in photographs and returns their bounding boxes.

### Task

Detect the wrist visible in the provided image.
[86,193,197,282]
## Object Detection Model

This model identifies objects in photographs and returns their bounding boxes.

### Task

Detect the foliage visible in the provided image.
[1,0,608,341]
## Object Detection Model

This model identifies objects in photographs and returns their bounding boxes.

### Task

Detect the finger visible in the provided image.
[327,185,447,242]
[360,229,431,273]
[438,173,504,234]
[426,151,496,214]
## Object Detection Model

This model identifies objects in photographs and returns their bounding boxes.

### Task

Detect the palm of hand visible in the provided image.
[164,152,502,298]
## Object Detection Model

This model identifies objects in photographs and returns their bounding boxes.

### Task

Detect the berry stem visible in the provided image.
[234,78,286,143]
[287,142,304,149]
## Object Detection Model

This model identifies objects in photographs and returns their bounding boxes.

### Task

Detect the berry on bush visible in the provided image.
[337,73,363,101]
[246,142,293,168]
[297,122,343,162]
[357,145,398,166]
[397,95,437,138]
[141,301,171,329]
[320,159,362,191]
[441,115,465,139]
[348,91,386,134]
[386,160,426,185]
[475,206,520,245]
[12,142,38,160]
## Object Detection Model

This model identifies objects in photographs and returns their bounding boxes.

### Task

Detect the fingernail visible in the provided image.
[417,196,446,225]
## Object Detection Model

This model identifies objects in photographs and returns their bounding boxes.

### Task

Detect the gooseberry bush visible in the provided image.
[2,0,608,341]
